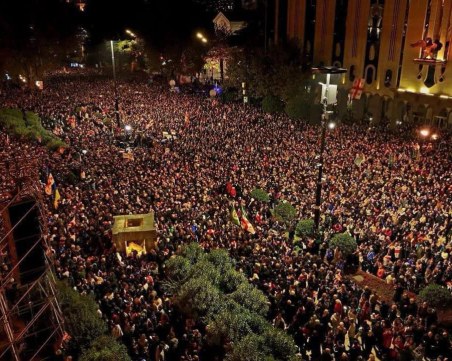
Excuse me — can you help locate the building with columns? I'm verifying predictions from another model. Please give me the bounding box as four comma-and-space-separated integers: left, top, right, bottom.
281, 0, 452, 127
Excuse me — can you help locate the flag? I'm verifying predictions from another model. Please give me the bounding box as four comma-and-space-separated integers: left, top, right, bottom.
349, 78, 365, 100
54, 189, 61, 209
230, 205, 240, 226
45, 173, 55, 195
354, 153, 365, 167
240, 206, 256, 234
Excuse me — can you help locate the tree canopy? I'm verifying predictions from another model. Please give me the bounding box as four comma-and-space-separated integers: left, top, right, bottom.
165, 243, 298, 361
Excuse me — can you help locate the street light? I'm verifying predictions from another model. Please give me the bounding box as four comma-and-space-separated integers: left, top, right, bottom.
420, 128, 430, 137
311, 66, 347, 233
110, 40, 121, 128
196, 32, 208, 44
125, 29, 136, 38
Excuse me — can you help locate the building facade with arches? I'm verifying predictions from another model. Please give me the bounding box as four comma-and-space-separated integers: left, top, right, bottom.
282, 0, 452, 128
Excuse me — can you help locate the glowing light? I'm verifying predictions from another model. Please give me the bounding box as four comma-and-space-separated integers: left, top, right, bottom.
201, 38, 208, 43
431, 133, 438, 140
124, 125, 132, 132
196, 32, 203, 39
420, 87, 430, 94
440, 95, 449, 99
419, 128, 430, 137
328, 122, 336, 129
397, 88, 406, 93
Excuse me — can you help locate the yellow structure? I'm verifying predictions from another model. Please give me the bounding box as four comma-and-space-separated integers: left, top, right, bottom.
112, 213, 157, 255
283, 0, 452, 127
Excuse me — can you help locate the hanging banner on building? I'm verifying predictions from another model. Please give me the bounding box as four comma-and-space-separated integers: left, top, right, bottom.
350, 78, 365, 100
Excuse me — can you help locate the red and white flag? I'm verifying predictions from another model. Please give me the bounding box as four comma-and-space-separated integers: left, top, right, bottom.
349, 78, 365, 100
240, 206, 256, 234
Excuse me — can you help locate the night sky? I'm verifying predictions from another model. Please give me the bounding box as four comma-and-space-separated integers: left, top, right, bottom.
0, 0, 213, 51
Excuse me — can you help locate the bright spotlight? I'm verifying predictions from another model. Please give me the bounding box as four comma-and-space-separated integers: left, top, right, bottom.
328, 122, 336, 129
196, 32, 203, 39
431, 133, 438, 140
124, 125, 132, 132
419, 128, 430, 137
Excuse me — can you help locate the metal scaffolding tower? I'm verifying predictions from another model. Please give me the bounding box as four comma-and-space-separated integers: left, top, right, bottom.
0, 150, 65, 361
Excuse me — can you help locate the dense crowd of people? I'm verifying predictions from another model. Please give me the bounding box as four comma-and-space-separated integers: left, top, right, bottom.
1, 74, 451, 361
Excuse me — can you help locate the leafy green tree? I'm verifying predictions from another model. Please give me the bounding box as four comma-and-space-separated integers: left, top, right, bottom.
262, 95, 284, 114
419, 284, 452, 309
165, 244, 298, 361
175, 275, 222, 318
206, 301, 267, 345
79, 335, 131, 361
251, 188, 270, 203
225, 330, 299, 361
329, 233, 357, 257
225, 45, 304, 101
273, 201, 297, 227
227, 282, 269, 316
262, 327, 299, 361
181, 46, 206, 74
295, 219, 315, 238
220, 268, 248, 293
207, 249, 235, 274
189, 258, 223, 287
55, 280, 107, 351
221, 88, 239, 103
225, 334, 270, 361
180, 242, 205, 264
163, 255, 193, 294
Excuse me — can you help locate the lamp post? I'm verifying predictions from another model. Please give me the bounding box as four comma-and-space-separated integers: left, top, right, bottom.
311, 66, 347, 232
110, 40, 121, 128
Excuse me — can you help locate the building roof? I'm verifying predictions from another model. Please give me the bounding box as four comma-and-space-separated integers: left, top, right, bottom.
213, 12, 247, 34
112, 212, 155, 235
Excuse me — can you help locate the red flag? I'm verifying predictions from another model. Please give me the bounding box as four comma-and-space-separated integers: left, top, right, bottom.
349, 78, 365, 100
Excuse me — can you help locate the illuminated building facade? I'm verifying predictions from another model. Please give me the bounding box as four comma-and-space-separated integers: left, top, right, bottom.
283, 0, 452, 127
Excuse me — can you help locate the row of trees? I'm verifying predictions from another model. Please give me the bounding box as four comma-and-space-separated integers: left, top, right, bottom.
223, 45, 325, 122
249, 188, 358, 259
165, 243, 299, 361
